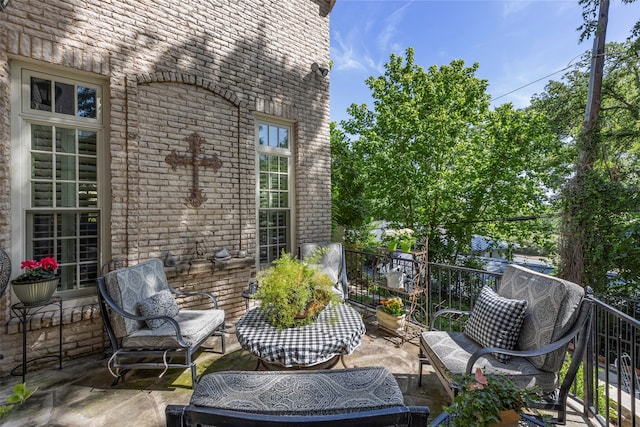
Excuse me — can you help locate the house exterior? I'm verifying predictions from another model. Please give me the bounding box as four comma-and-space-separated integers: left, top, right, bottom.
0, 0, 335, 375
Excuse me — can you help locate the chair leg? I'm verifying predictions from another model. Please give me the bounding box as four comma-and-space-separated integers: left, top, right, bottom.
190, 363, 197, 388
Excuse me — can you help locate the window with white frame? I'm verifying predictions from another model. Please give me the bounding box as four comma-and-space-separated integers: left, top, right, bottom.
256, 119, 294, 270
12, 66, 104, 294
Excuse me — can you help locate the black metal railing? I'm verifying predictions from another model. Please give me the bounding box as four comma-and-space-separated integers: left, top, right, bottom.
344, 248, 640, 426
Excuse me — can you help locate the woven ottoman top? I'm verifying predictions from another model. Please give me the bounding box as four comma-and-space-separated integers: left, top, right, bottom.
191, 366, 404, 415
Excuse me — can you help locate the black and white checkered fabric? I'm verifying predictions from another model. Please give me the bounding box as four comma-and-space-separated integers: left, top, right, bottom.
236, 302, 366, 367
464, 285, 528, 363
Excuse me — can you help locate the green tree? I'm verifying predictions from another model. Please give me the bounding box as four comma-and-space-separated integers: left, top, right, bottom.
531, 41, 640, 291
340, 48, 565, 262
330, 122, 371, 243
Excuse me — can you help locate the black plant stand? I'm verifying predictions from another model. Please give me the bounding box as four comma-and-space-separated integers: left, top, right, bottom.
10, 297, 63, 383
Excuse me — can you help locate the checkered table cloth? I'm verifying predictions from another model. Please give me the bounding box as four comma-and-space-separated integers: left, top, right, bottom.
236, 302, 366, 367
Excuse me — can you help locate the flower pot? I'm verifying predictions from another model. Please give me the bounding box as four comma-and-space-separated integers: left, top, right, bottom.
376, 307, 406, 331
11, 278, 59, 306
488, 409, 519, 427
385, 270, 405, 288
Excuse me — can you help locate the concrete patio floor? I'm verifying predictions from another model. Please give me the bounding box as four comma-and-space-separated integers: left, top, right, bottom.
0, 314, 595, 427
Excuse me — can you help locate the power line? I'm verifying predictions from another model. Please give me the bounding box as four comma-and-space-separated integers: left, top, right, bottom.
492, 65, 575, 101
492, 50, 619, 102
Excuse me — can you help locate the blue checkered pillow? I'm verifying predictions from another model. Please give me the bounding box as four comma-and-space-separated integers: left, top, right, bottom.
464, 286, 528, 363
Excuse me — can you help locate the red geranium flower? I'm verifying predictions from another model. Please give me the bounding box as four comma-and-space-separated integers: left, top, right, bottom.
13, 257, 59, 282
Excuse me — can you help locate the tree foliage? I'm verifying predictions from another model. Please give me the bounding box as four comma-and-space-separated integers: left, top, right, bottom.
337, 48, 566, 262
530, 41, 640, 291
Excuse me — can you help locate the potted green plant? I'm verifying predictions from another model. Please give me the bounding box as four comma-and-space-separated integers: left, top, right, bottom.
444, 368, 539, 427
10, 257, 59, 306
375, 296, 406, 331
255, 251, 340, 329
382, 228, 416, 252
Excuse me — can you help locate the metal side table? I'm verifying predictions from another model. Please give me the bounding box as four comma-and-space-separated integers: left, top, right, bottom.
11, 297, 63, 383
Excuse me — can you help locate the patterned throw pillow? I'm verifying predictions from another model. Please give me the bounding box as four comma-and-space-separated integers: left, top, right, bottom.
137, 290, 180, 329
464, 286, 528, 363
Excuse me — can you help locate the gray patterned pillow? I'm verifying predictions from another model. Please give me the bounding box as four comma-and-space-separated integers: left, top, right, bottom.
464, 286, 528, 363
137, 290, 180, 329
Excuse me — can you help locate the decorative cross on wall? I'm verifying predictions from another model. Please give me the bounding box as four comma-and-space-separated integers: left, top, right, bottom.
165, 132, 223, 207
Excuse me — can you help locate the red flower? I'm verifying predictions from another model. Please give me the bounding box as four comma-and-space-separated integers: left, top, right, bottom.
20, 260, 40, 270
14, 256, 59, 282
39, 257, 59, 271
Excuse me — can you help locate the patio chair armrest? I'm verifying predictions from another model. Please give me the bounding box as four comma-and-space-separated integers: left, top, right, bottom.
430, 309, 470, 330
169, 285, 219, 308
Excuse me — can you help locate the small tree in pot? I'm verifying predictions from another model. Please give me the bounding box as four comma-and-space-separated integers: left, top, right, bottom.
255, 251, 339, 329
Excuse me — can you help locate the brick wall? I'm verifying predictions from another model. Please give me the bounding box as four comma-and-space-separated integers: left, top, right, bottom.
0, 0, 332, 375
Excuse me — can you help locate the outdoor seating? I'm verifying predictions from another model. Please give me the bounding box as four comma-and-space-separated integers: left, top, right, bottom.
97, 258, 226, 387
418, 264, 594, 424
299, 242, 348, 299
165, 366, 430, 426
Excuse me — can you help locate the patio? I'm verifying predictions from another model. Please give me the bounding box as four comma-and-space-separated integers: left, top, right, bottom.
0, 311, 594, 427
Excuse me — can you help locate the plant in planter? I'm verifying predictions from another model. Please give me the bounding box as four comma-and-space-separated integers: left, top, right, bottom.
382, 228, 416, 252
444, 368, 539, 427
255, 251, 340, 329
10, 257, 60, 306
376, 297, 406, 331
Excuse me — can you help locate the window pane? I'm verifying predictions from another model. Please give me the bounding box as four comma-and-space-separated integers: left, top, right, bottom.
258, 124, 267, 146
79, 183, 98, 207
80, 238, 98, 261
259, 191, 268, 208
58, 238, 76, 263
31, 77, 52, 111
59, 265, 76, 291
77, 87, 97, 118
269, 126, 278, 147
54, 81, 75, 115
32, 153, 53, 179
279, 192, 288, 208
270, 174, 279, 190
79, 263, 98, 288
33, 214, 54, 238
79, 157, 96, 182
32, 182, 53, 207
57, 213, 76, 237
279, 128, 288, 148
32, 125, 53, 151
259, 229, 267, 245
259, 154, 268, 171
33, 239, 54, 259
56, 155, 76, 180
56, 127, 76, 153
56, 182, 76, 207
280, 175, 288, 191
279, 157, 288, 173
78, 131, 97, 155
79, 213, 98, 236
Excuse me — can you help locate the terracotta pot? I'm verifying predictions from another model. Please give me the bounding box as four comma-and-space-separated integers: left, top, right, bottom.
11, 278, 59, 306
488, 409, 519, 427
376, 307, 406, 331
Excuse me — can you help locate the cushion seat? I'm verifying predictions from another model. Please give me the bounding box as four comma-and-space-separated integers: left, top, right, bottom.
191, 367, 405, 415
165, 367, 430, 426
122, 308, 225, 349
420, 330, 557, 392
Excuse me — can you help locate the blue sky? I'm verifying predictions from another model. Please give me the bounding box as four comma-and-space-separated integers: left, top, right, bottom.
329, 0, 640, 124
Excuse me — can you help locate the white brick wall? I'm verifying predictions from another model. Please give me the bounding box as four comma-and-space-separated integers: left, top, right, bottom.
0, 0, 333, 374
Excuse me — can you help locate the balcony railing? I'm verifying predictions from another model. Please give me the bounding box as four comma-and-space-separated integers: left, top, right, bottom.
344, 248, 640, 426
